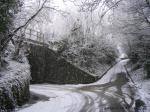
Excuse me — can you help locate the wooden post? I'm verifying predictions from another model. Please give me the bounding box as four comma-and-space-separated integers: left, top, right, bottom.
37, 32, 39, 41
29, 29, 32, 39
20, 29, 22, 37
43, 34, 45, 43
40, 33, 42, 42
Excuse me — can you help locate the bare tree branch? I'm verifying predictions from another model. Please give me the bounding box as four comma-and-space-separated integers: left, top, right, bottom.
44, 6, 70, 16
1, 0, 48, 50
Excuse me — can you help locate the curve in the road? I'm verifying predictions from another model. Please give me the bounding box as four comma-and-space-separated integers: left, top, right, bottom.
17, 60, 137, 112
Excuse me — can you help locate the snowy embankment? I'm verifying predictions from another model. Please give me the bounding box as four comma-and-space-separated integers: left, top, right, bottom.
137, 80, 150, 112
129, 67, 150, 112
0, 57, 30, 111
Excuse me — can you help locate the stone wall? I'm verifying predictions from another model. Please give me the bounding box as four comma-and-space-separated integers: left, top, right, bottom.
28, 44, 99, 84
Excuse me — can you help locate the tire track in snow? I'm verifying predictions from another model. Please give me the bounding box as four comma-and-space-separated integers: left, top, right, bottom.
17, 59, 135, 112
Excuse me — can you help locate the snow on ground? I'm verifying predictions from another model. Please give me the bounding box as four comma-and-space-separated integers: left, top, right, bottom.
18, 59, 139, 112
138, 80, 150, 112
131, 68, 150, 112
17, 84, 87, 112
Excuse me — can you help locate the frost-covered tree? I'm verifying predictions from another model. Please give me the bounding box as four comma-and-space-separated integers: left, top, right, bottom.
97, 0, 150, 77
0, 0, 51, 67
113, 0, 150, 77
64, 0, 150, 77
55, 14, 117, 75
0, 0, 22, 50
0, 0, 23, 68
0, 0, 64, 63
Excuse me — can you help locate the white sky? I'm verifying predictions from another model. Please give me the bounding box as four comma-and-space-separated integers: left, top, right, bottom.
44, 0, 79, 38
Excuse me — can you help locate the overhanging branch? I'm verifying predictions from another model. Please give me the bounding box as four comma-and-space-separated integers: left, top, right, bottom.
1, 0, 48, 50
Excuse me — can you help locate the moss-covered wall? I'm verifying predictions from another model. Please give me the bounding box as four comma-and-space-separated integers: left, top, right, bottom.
28, 44, 99, 84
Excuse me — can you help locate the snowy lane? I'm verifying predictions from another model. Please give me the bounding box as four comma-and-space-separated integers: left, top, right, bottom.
17, 85, 86, 112
18, 59, 134, 112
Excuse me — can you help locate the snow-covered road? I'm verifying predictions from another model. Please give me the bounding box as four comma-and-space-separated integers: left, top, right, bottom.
17, 59, 136, 112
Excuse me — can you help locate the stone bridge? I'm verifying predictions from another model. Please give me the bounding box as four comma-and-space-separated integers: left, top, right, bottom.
23, 29, 99, 84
